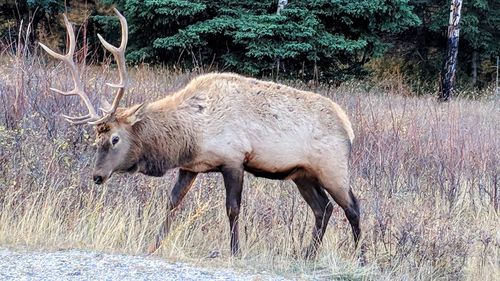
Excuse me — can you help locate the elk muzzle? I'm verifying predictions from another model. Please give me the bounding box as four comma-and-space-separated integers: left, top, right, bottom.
92, 172, 110, 185
93, 174, 104, 185
92, 162, 112, 185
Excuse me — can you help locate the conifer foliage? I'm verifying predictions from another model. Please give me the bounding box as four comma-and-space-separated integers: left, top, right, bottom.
96, 0, 420, 82
5, 1, 498, 85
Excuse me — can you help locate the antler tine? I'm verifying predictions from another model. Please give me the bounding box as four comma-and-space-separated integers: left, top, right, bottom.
62, 114, 97, 125
97, 8, 129, 116
39, 15, 100, 124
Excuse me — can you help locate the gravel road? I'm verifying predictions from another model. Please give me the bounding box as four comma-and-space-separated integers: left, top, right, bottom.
0, 248, 286, 280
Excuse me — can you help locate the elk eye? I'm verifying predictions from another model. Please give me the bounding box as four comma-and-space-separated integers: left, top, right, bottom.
111, 136, 120, 146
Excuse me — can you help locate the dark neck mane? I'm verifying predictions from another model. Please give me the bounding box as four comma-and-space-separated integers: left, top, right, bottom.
131, 108, 197, 177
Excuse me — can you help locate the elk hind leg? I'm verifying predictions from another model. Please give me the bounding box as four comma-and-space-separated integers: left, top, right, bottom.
341, 189, 366, 264
294, 177, 333, 260
221, 165, 244, 256
319, 171, 362, 251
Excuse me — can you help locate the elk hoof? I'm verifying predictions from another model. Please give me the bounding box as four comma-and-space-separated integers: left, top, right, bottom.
303, 246, 318, 260
207, 250, 220, 259
356, 243, 368, 266
357, 251, 367, 266
147, 241, 161, 255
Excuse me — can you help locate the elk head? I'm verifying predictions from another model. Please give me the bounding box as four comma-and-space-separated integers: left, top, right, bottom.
40, 9, 141, 184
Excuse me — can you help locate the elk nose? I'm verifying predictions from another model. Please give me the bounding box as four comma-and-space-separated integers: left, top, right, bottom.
93, 175, 103, 185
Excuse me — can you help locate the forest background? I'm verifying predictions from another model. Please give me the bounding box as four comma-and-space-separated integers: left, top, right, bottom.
1, 0, 499, 95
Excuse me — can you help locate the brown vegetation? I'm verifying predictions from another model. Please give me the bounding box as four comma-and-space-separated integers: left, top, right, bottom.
0, 47, 498, 279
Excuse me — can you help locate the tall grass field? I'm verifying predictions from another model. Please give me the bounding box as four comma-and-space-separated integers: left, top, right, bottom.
0, 46, 498, 280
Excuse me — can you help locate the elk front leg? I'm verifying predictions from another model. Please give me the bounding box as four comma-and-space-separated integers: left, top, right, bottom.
170, 169, 199, 210
221, 166, 244, 256
148, 169, 198, 253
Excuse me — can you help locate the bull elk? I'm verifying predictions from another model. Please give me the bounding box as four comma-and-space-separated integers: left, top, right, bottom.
40, 9, 362, 259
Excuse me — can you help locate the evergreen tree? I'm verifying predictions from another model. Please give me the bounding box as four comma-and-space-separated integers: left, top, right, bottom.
459, 0, 500, 86
0, 0, 64, 42
96, 0, 420, 82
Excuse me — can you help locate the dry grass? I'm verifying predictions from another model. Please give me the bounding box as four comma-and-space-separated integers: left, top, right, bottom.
0, 46, 498, 280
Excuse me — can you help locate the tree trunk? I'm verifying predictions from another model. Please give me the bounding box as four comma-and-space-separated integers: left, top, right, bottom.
276, 0, 288, 15
439, 0, 463, 101
275, 0, 288, 80
471, 50, 478, 86
496, 56, 499, 100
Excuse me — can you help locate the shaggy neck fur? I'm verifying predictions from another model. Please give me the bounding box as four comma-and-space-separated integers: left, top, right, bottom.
129, 105, 198, 177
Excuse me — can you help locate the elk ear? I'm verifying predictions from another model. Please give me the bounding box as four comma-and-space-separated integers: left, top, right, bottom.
125, 103, 146, 125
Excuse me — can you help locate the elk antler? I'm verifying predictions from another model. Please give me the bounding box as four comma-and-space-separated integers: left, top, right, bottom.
90, 8, 129, 125
39, 15, 99, 124
39, 8, 129, 125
